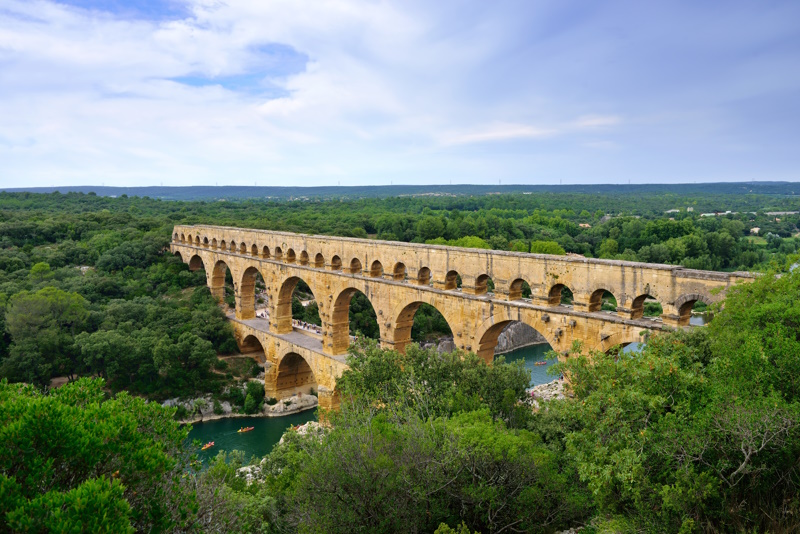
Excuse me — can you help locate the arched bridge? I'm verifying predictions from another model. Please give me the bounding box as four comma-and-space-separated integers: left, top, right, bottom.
171, 225, 753, 409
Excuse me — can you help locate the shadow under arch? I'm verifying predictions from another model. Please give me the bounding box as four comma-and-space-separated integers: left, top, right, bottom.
675, 293, 714, 327
188, 254, 205, 272
239, 334, 266, 366
274, 275, 321, 334
273, 352, 317, 398
174, 251, 183, 262
391, 300, 453, 354
330, 287, 380, 354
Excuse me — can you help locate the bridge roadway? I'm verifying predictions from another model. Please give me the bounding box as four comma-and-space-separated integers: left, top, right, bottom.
171, 224, 754, 408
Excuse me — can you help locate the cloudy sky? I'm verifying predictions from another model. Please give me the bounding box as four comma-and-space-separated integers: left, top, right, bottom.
1, 0, 799, 187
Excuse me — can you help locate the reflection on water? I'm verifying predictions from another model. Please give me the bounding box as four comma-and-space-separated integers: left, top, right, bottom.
186, 409, 317, 464
498, 343, 558, 387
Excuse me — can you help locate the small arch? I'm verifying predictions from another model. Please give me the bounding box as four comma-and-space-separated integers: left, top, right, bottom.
392, 262, 406, 281
508, 278, 531, 300
195, 236, 201, 245
417, 267, 431, 286
475, 274, 494, 296
676, 293, 712, 327
392, 301, 453, 354
349, 258, 362, 274
299, 251, 309, 266
220, 240, 227, 250
212, 238, 218, 249
261, 246, 270, 259
331, 255, 342, 271
314, 253, 325, 268
286, 248, 296, 264
203, 237, 209, 247
251, 244, 258, 256
444, 270, 460, 290
369, 260, 383, 277
229, 241, 237, 252
589, 289, 617, 313
239, 242, 247, 254
240, 335, 266, 366
187, 234, 193, 244
180, 233, 186, 243
188, 254, 205, 272
274, 352, 317, 398
548, 284, 573, 306
274, 247, 283, 260
173, 232, 179, 242
631, 294, 663, 319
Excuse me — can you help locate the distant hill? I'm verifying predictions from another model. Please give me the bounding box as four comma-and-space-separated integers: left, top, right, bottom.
3, 182, 800, 201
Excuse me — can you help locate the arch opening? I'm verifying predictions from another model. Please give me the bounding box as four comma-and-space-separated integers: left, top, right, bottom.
392, 262, 406, 281
475, 274, 494, 296
251, 244, 258, 256
275, 352, 317, 398
173, 232, 179, 242
203, 237, 209, 247
369, 260, 383, 277
195, 236, 200, 245
393, 301, 453, 354
286, 248, 296, 264
211, 260, 235, 309
275, 276, 321, 335
299, 251, 309, 266
188, 254, 205, 272
212, 238, 218, 249
330, 255, 342, 271
220, 240, 226, 251
444, 270, 461, 290
274, 247, 283, 261
481, 321, 553, 372
589, 289, 617, 313
239, 335, 266, 366
548, 284, 573, 306
262, 246, 270, 259
330, 288, 380, 354
173, 251, 183, 262
677, 295, 712, 327
508, 278, 532, 300
180, 233, 185, 243
239, 266, 267, 320
631, 294, 663, 320
417, 267, 431, 286
229, 241, 237, 252
314, 253, 325, 268
239, 242, 247, 254
349, 258, 362, 274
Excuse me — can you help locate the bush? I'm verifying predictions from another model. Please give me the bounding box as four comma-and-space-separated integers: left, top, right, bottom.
243, 393, 258, 414
213, 399, 223, 415
265, 397, 278, 406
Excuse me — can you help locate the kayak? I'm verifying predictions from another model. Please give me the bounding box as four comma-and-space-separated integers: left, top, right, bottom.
201, 441, 215, 450
237, 426, 255, 433
534, 361, 548, 366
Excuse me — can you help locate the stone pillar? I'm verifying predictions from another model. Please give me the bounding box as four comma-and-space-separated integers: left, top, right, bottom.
235, 292, 256, 320
317, 386, 340, 411
210, 286, 225, 304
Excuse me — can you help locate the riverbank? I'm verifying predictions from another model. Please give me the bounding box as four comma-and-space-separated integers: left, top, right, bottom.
169, 393, 318, 425
495, 339, 548, 356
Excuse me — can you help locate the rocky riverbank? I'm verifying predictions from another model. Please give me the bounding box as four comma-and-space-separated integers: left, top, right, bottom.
165, 391, 318, 425
495, 321, 548, 354
526, 378, 569, 409
238, 421, 325, 484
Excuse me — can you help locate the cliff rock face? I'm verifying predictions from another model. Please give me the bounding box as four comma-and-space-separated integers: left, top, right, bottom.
494, 322, 547, 354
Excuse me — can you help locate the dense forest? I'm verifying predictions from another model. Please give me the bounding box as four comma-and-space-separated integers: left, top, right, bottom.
1, 189, 800, 532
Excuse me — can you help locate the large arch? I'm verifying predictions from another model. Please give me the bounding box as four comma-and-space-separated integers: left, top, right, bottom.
274, 276, 321, 334
330, 287, 380, 354
475, 318, 553, 364
239, 334, 266, 365
274, 352, 317, 398
188, 254, 205, 272
675, 293, 713, 327
211, 260, 233, 305
173, 251, 183, 262
391, 300, 454, 354
239, 266, 266, 320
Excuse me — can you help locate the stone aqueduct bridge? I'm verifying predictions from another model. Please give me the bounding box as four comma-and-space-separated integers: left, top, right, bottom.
171, 224, 753, 409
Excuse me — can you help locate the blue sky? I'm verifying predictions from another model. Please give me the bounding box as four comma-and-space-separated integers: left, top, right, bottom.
0, 0, 798, 187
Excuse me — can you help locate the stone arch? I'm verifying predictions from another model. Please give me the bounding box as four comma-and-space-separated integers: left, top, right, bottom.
299, 251, 309, 266
330, 255, 342, 271
349, 258, 362, 274
211, 259, 232, 304
273, 352, 317, 398
508, 278, 531, 301
187, 234, 193, 244
286, 248, 296, 264
274, 276, 320, 334
475, 318, 552, 365
173, 232, 179, 242
675, 293, 713, 327
475, 274, 493, 295
588, 288, 618, 313
229, 240, 237, 252
591, 330, 639, 354
180, 233, 185, 243
195, 236, 200, 245
548, 283, 573, 306
239, 242, 247, 254
188, 254, 205, 272
417, 267, 431, 286
203, 237, 209, 248
220, 239, 226, 250
392, 262, 406, 281
391, 299, 454, 355
262, 245, 270, 258
239, 334, 266, 365
212, 238, 218, 249
239, 266, 266, 320
174, 251, 183, 262
251, 244, 258, 256
631, 294, 662, 319
314, 253, 325, 268
274, 246, 283, 261
330, 287, 381, 354
369, 260, 383, 277
444, 270, 460, 290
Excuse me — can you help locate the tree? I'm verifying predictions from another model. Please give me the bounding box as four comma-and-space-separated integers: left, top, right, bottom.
530, 240, 566, 255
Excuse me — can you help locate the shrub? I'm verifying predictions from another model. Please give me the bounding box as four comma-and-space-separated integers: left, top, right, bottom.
213, 399, 223, 415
